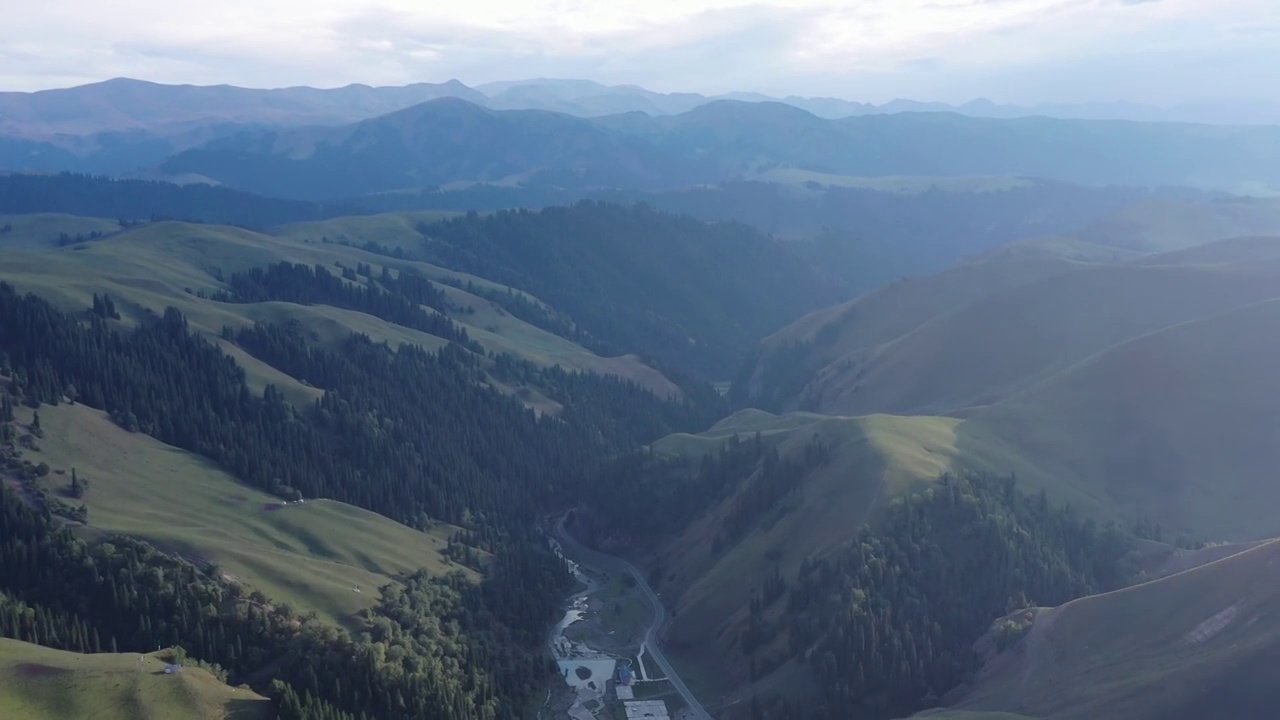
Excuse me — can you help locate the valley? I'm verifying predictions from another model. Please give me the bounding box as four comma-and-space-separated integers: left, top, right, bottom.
3, 57, 1280, 720
547, 515, 709, 720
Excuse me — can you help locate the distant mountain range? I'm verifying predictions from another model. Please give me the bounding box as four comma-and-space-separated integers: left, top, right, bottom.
3, 78, 1279, 199
157, 98, 1280, 200
3, 77, 1278, 141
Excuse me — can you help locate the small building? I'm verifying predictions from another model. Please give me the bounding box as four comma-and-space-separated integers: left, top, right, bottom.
623, 700, 670, 720
617, 661, 635, 686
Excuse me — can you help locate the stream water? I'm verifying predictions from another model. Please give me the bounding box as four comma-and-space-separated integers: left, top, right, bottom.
547, 538, 617, 720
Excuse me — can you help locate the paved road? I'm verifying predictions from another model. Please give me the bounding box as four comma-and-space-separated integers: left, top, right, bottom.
554, 517, 713, 720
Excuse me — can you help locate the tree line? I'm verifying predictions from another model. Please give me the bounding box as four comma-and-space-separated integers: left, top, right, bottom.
0, 172, 367, 229
741, 474, 1133, 719
212, 261, 479, 350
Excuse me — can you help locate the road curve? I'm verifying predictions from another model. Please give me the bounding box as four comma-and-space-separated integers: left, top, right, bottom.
554, 516, 713, 720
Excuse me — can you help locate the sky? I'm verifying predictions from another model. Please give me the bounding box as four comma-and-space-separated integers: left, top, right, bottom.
2, 0, 1277, 106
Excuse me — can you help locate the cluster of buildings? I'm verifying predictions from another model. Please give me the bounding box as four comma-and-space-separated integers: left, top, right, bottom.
614, 662, 672, 718
621, 700, 671, 720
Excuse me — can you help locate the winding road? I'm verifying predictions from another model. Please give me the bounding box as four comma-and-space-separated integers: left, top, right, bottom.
554, 516, 713, 720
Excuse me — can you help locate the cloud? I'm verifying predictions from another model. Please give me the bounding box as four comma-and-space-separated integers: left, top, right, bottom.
1, 0, 1276, 105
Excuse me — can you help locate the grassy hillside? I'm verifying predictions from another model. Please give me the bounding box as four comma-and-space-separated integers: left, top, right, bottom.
743, 233, 1280, 417
0, 213, 123, 249
645, 292, 1280, 711
721, 243, 1280, 543
418, 202, 843, 378
647, 410, 1054, 698
1079, 196, 1280, 252
14, 401, 463, 628
963, 296, 1280, 540
0, 216, 678, 400
271, 210, 460, 254
940, 539, 1280, 720
0, 639, 270, 720
738, 195, 1280, 412
813, 260, 1280, 417
736, 238, 1110, 407
653, 244, 1280, 703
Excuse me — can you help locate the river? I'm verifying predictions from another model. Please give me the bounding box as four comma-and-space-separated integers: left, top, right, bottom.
548, 516, 713, 720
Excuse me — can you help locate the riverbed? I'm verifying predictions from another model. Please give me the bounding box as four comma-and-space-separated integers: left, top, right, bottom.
548, 537, 617, 720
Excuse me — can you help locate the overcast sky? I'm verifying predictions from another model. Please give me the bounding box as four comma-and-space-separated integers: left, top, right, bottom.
3, 0, 1276, 105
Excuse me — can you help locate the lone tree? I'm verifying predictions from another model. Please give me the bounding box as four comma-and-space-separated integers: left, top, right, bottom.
30, 411, 43, 438
69, 468, 87, 499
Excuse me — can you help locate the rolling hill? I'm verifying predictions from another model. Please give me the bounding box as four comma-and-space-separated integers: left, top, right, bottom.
160, 99, 1280, 200
637, 409, 1049, 700
10, 400, 464, 628
0, 77, 485, 138
0, 214, 684, 400
733, 237, 1119, 409
160, 98, 698, 200
5, 77, 1275, 145
961, 295, 1280, 541
613, 230, 1280, 714
0, 202, 838, 381
800, 259, 1280, 418
1078, 196, 1280, 251
605, 179, 1202, 300
0, 204, 745, 719
728, 235, 1280, 540
0, 639, 270, 720
929, 538, 1280, 720
0, 173, 371, 229
417, 202, 843, 377
738, 197, 1280, 415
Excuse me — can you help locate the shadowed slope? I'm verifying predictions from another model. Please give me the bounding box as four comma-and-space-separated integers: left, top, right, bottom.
963, 296, 1280, 540
942, 539, 1280, 720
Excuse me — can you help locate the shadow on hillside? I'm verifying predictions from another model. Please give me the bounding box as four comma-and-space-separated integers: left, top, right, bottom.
225, 697, 271, 719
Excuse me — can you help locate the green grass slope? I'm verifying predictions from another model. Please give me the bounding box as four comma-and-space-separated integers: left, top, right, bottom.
941, 538, 1280, 720
657, 265, 1280, 695
649, 410, 1048, 696
271, 211, 460, 254
0, 213, 124, 249
15, 402, 463, 628
0, 218, 678, 400
741, 196, 1280, 412
1079, 196, 1280, 252
0, 639, 270, 720
813, 258, 1280, 417
739, 237, 1123, 407
963, 295, 1280, 540
723, 266, 1280, 556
